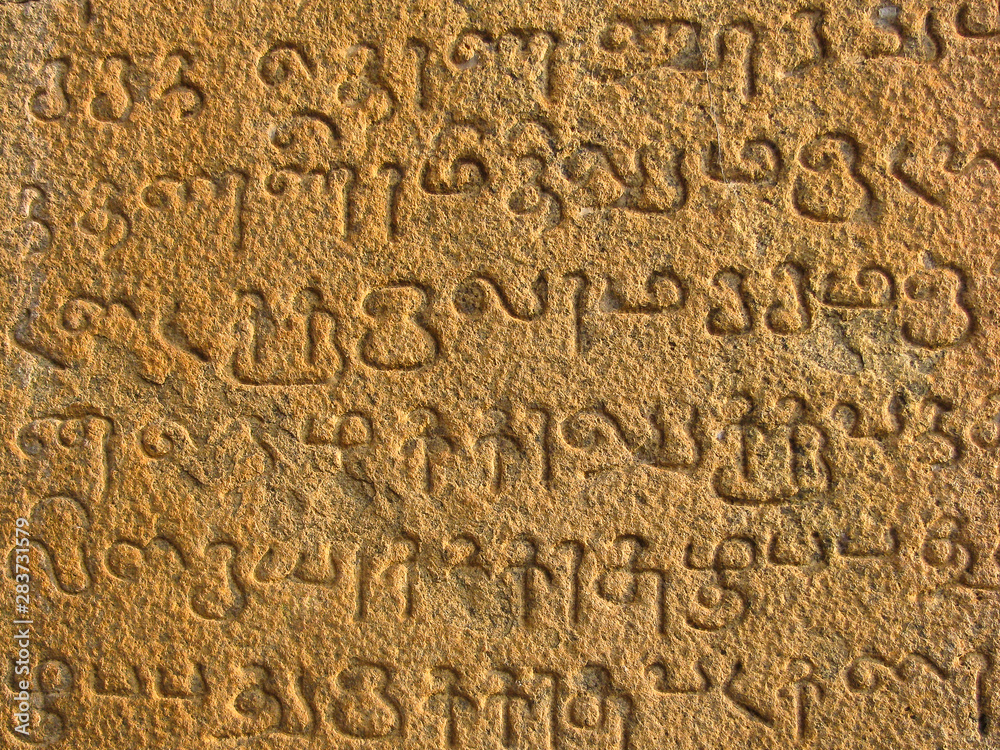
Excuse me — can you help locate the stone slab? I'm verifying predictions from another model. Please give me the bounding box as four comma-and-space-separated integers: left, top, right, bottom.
1, 0, 999, 747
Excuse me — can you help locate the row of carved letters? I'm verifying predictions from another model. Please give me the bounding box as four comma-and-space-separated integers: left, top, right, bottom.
14, 391, 1000, 520
17, 131, 999, 256
261, 125, 998, 228
3, 646, 993, 745
24, 3, 1000, 128
12, 262, 975, 388
14, 395, 995, 533
11, 510, 998, 632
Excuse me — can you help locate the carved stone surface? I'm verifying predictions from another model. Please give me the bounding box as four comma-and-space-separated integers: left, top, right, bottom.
1, 0, 998, 747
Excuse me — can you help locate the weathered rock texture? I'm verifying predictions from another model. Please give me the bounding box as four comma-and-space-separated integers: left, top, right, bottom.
1, 0, 999, 747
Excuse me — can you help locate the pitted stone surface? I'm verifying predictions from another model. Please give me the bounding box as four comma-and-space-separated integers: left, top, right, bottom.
1, 1, 999, 747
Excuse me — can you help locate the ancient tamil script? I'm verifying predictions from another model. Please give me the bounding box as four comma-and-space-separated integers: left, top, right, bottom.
1, 0, 999, 747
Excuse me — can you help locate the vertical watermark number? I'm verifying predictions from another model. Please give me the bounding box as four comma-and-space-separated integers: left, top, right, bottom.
12, 517, 32, 737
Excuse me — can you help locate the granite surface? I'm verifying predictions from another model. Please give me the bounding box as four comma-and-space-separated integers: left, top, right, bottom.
1, 0, 999, 747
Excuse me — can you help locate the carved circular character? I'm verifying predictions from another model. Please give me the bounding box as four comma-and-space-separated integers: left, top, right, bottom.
451, 31, 493, 67
845, 657, 885, 693
600, 20, 635, 51
258, 44, 312, 86
57, 417, 87, 447
696, 584, 724, 608
568, 694, 602, 729
140, 421, 191, 459
105, 541, 145, 581
235, 685, 271, 716
17, 425, 44, 456
264, 171, 292, 196
453, 278, 488, 317
38, 659, 74, 694
562, 410, 613, 450
60, 298, 103, 333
